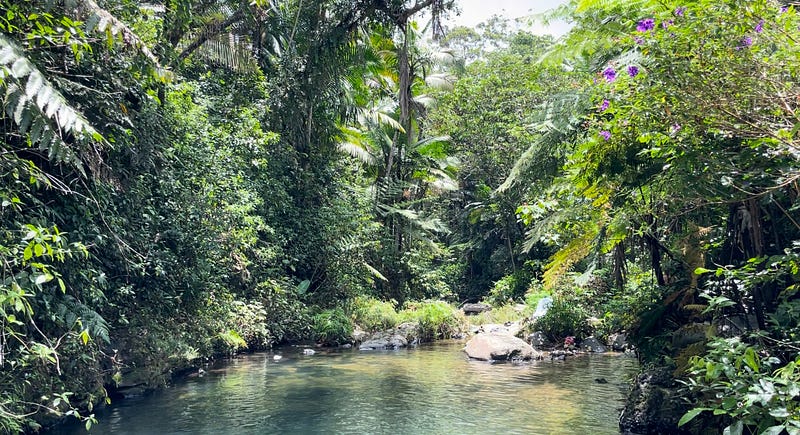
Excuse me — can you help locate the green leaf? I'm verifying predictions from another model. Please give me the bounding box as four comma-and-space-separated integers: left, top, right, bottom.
769, 408, 790, 418
762, 426, 786, 435
723, 421, 743, 435
678, 408, 709, 426
35, 273, 53, 285
694, 267, 713, 275
744, 347, 760, 371
23, 244, 33, 260
33, 243, 44, 257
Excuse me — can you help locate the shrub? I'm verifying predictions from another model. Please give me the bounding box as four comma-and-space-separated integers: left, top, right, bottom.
468, 304, 529, 326
678, 336, 800, 434
533, 287, 592, 342
311, 308, 353, 346
350, 296, 399, 332
485, 275, 517, 306
399, 300, 465, 341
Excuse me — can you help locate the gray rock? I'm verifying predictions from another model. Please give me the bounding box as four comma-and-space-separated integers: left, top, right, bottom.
608, 333, 628, 351
359, 331, 408, 350
477, 322, 521, 336
527, 331, 547, 348
580, 336, 607, 353
352, 325, 368, 343
358, 322, 419, 351
462, 303, 492, 315
672, 323, 710, 348
302, 349, 316, 355
619, 368, 690, 434
464, 333, 537, 361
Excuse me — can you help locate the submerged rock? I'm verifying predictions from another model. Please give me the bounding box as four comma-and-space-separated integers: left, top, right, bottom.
303, 349, 316, 355
464, 333, 538, 361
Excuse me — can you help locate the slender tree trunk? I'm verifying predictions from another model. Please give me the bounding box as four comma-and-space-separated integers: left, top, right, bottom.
612, 241, 626, 290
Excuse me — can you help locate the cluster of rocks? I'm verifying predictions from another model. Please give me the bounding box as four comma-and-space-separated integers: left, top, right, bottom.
357, 322, 421, 351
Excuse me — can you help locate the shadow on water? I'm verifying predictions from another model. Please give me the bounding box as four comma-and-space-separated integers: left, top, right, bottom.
48, 341, 638, 435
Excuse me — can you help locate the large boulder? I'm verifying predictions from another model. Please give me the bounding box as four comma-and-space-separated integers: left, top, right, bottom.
477, 322, 522, 336
619, 367, 690, 434
464, 333, 537, 361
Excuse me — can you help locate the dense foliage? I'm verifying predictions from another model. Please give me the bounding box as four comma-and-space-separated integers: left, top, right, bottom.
1, 0, 799, 433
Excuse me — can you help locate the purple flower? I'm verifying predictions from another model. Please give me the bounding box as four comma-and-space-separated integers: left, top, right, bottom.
662, 19, 674, 29
627, 65, 640, 77
675, 6, 686, 17
738, 36, 753, 49
602, 67, 616, 82
781, 5, 789, 13
634, 36, 644, 45
671, 123, 681, 133
599, 99, 610, 111
755, 20, 764, 33
636, 18, 655, 32
599, 130, 611, 141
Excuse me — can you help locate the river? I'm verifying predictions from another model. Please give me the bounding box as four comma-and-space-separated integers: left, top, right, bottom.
50, 341, 638, 434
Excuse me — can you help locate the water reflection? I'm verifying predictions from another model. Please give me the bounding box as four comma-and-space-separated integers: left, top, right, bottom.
49, 341, 638, 435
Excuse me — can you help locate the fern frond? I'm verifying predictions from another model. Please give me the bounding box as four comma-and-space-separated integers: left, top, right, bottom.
0, 34, 107, 174
56, 295, 110, 343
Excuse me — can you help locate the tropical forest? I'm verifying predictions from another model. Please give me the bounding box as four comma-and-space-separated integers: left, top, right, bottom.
1, 0, 799, 433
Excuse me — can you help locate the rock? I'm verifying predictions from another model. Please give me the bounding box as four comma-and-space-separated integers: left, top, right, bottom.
531, 297, 553, 318
608, 333, 628, 351
580, 336, 607, 353
273, 355, 283, 361
549, 349, 575, 360
476, 322, 521, 336
464, 333, 537, 361
359, 323, 419, 350
462, 303, 492, 315
352, 325, 368, 343
396, 322, 420, 341
527, 331, 547, 348
359, 331, 407, 350
619, 368, 690, 434
672, 323, 711, 349
302, 349, 315, 355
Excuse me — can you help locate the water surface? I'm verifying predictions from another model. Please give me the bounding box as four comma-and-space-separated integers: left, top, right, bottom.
52, 341, 638, 434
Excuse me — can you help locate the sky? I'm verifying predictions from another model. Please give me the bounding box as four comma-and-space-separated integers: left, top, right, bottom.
444, 0, 572, 36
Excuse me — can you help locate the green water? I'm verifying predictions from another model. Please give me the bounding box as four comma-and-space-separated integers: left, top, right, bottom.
51, 341, 638, 434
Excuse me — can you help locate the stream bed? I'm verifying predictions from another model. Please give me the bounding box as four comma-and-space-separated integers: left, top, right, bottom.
50, 341, 639, 434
